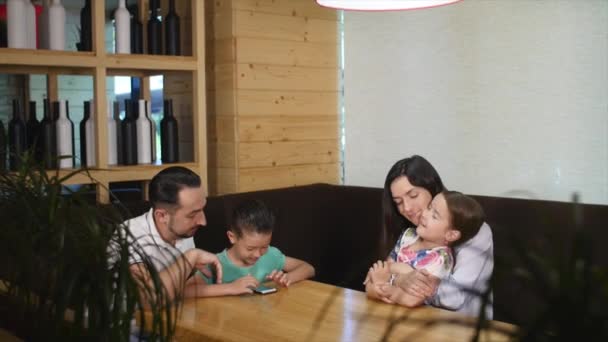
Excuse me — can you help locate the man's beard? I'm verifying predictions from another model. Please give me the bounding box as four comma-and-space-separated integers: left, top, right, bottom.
168, 216, 198, 240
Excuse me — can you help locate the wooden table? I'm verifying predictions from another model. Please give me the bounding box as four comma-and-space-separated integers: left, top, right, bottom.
172, 280, 514, 341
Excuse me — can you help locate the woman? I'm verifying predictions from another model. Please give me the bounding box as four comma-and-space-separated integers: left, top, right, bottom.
368, 155, 494, 318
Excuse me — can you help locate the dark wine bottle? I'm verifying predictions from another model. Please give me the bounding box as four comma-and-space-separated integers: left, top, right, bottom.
8, 99, 27, 171
114, 101, 124, 165
160, 99, 179, 163
121, 99, 138, 165
164, 0, 180, 56
26, 101, 40, 159
40, 99, 57, 169
129, 0, 143, 54
0, 120, 6, 171
80, 101, 90, 167
147, 0, 162, 55
79, 0, 92, 51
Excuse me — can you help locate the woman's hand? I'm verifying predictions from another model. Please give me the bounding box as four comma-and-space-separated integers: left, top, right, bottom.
394, 269, 439, 298
370, 260, 391, 284
378, 283, 425, 307
267, 270, 290, 287
229, 275, 259, 295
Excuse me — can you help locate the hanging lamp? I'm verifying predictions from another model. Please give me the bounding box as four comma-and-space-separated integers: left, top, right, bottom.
316, 0, 463, 11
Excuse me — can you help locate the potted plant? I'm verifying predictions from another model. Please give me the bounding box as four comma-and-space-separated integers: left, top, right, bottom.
0, 154, 178, 341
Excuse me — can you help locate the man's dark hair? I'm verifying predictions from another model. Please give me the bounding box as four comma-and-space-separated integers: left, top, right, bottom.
230, 200, 276, 237
149, 166, 201, 209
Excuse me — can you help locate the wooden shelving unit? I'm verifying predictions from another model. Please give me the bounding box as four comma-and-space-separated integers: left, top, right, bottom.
0, 0, 207, 203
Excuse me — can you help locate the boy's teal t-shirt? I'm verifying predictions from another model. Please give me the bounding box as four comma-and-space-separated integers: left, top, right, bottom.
200, 246, 286, 284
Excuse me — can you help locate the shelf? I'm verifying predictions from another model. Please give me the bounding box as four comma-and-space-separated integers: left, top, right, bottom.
0, 48, 97, 71
55, 163, 199, 185
105, 54, 198, 74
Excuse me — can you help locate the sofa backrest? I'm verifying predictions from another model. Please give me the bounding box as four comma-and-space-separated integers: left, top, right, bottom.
117, 183, 607, 325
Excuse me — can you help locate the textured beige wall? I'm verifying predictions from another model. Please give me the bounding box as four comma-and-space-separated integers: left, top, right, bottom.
344, 0, 608, 204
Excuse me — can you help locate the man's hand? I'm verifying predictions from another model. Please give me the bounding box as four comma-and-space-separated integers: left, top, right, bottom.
267, 270, 290, 287
186, 249, 223, 284
395, 269, 439, 298
229, 275, 259, 295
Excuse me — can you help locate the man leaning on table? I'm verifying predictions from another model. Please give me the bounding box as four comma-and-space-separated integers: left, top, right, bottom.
110, 166, 222, 305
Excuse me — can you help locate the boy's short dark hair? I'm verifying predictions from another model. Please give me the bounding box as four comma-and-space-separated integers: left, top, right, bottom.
443, 190, 485, 247
230, 199, 276, 237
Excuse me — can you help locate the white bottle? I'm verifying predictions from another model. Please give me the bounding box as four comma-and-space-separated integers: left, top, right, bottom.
136, 99, 152, 164
114, 0, 131, 54
56, 100, 74, 169
48, 0, 66, 50
85, 101, 96, 167
7, 0, 27, 49
25, 0, 36, 48
147, 100, 157, 163
39, 0, 50, 49
107, 100, 118, 166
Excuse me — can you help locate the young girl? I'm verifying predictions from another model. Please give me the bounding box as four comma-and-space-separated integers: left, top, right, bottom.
196, 199, 315, 296
366, 190, 485, 306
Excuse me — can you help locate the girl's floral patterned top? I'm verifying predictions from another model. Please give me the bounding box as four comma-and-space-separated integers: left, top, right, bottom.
389, 227, 454, 279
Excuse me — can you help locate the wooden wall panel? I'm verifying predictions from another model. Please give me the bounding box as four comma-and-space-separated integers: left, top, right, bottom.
235, 38, 338, 67
238, 163, 340, 192
206, 0, 340, 195
227, 0, 338, 20
237, 90, 338, 116
239, 115, 338, 142
236, 64, 338, 91
239, 140, 339, 168
234, 11, 337, 43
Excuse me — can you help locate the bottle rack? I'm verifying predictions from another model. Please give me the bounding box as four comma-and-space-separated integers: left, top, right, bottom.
0, 0, 206, 203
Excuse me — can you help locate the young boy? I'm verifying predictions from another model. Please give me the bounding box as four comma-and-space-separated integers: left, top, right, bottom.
197, 199, 315, 296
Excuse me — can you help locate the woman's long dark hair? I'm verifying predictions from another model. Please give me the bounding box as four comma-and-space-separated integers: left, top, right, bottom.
378, 155, 445, 258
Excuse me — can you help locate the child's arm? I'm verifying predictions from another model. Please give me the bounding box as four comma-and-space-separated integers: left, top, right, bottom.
378, 283, 427, 307
267, 256, 315, 287
184, 275, 259, 297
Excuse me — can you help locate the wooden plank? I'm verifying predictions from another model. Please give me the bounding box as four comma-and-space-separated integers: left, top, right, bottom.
208, 167, 238, 195
235, 38, 337, 68
239, 115, 338, 142
0, 65, 94, 76
105, 55, 198, 71
0, 48, 97, 68
47, 73, 58, 102
213, 63, 236, 91
228, 0, 339, 21
236, 90, 338, 116
208, 142, 237, 168
238, 163, 340, 192
238, 139, 339, 168
236, 64, 338, 91
208, 38, 235, 64
234, 10, 337, 43
211, 3, 234, 40
208, 114, 237, 142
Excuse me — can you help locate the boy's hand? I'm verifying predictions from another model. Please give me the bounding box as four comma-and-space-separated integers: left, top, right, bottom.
267, 270, 290, 287
230, 275, 259, 295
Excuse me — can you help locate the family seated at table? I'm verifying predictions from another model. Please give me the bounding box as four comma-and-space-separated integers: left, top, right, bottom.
118, 155, 493, 318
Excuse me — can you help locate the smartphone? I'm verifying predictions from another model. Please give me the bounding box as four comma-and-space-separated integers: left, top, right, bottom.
253, 285, 277, 294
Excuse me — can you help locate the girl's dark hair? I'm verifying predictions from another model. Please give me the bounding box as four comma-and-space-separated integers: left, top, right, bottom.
149, 166, 201, 209
230, 199, 276, 237
379, 155, 445, 258
443, 190, 485, 248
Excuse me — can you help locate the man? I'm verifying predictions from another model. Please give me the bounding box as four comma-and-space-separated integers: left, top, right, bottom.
121, 166, 222, 302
